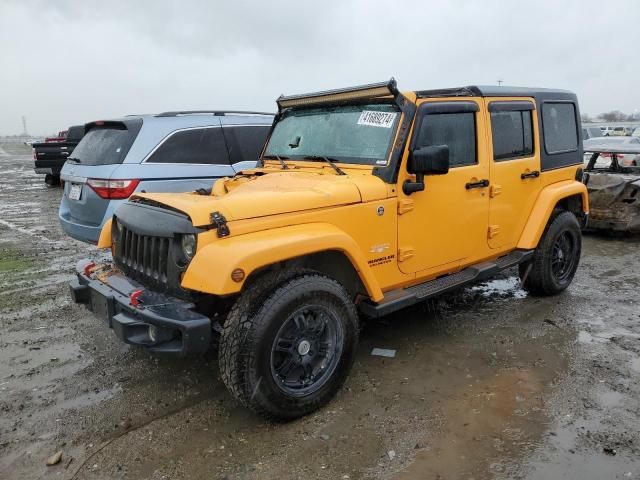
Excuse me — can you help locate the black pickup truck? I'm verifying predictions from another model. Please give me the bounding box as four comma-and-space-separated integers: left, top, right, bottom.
32, 125, 85, 185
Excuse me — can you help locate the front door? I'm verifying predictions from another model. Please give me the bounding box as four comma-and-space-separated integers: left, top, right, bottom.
397, 99, 490, 275
485, 98, 541, 250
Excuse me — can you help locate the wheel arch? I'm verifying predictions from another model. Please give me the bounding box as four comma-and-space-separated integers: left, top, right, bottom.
244, 250, 368, 302
181, 223, 384, 302
96, 218, 113, 249
517, 181, 589, 249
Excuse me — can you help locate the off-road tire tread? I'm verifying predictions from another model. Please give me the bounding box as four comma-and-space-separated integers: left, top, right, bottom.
519, 210, 581, 296
219, 269, 358, 421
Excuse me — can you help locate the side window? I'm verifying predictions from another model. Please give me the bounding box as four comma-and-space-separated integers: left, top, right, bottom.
222, 125, 270, 164
542, 103, 578, 154
490, 110, 534, 161
415, 112, 476, 167
147, 127, 230, 164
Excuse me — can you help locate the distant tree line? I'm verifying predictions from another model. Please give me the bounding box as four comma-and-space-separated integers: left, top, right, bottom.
581, 111, 640, 123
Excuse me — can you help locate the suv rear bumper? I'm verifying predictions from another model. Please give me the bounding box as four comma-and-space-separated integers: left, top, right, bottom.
59, 199, 123, 244
71, 260, 211, 355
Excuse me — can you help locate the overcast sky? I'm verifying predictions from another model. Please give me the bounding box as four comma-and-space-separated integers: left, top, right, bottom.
1, 0, 639, 135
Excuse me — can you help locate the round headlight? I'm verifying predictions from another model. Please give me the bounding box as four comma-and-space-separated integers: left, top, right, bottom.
181, 234, 197, 260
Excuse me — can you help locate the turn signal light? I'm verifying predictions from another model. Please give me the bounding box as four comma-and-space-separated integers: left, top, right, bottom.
87, 178, 140, 199
231, 268, 245, 283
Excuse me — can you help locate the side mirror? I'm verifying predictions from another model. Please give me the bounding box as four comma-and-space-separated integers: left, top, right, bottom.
403, 145, 450, 194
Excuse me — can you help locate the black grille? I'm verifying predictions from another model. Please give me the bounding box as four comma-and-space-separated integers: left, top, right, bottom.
117, 226, 171, 286
112, 202, 198, 300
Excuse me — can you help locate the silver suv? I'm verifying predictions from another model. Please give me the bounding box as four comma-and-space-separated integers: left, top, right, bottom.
59, 111, 273, 243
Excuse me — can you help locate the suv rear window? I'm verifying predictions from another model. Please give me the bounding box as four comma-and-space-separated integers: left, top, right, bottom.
70, 121, 140, 166
542, 103, 578, 154
65, 125, 85, 142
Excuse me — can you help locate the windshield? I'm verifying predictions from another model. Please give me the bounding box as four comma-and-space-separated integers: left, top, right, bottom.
264, 103, 401, 165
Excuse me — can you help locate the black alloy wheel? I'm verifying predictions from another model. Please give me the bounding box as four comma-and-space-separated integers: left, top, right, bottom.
270, 305, 343, 397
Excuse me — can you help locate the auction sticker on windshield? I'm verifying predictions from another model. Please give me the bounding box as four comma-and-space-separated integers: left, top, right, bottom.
357, 111, 397, 128
69, 183, 82, 201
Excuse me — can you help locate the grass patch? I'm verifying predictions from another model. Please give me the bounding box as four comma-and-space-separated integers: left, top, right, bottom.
0, 247, 34, 273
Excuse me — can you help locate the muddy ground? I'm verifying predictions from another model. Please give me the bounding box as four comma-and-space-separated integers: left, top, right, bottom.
0, 141, 638, 480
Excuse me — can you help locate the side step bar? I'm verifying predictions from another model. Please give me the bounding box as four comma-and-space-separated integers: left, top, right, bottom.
358, 249, 533, 318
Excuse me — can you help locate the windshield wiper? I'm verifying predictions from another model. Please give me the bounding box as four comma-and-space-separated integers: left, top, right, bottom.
303, 156, 346, 176
66, 157, 81, 163
263, 154, 289, 170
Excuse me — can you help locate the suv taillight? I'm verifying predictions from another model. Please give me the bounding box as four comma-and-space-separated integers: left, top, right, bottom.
87, 178, 140, 199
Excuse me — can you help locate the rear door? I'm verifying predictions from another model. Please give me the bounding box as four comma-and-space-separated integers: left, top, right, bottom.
61, 120, 141, 227
486, 98, 540, 250
113, 121, 235, 193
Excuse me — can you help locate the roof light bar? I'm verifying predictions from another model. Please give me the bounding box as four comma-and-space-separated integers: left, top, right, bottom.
276, 78, 399, 110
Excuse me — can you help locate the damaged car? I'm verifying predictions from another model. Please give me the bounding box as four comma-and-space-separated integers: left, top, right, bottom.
583, 143, 640, 233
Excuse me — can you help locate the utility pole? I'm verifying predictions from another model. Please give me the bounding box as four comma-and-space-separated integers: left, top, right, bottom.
497, 79, 503, 86
21, 116, 28, 136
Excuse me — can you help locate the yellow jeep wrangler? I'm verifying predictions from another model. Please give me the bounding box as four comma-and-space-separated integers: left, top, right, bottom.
70, 79, 588, 420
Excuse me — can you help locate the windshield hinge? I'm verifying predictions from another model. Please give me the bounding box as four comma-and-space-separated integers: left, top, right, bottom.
397, 199, 414, 215
398, 247, 414, 262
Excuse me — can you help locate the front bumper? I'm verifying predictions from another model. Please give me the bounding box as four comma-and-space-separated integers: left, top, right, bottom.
71, 260, 211, 355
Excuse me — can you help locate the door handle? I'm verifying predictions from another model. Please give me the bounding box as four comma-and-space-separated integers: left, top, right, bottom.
465, 179, 490, 190
521, 170, 540, 179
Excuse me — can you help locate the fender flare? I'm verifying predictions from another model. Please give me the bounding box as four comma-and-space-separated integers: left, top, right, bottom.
97, 218, 113, 249
517, 180, 589, 249
181, 223, 384, 301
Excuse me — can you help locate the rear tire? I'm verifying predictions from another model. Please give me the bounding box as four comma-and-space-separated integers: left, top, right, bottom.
44, 174, 60, 186
219, 270, 359, 421
519, 210, 582, 296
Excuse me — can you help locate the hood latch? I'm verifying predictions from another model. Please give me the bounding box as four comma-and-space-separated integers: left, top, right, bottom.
210, 211, 230, 238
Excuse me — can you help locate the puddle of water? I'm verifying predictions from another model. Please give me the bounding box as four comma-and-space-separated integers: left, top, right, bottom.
577, 331, 594, 343
1, 341, 84, 380
55, 384, 121, 412
631, 357, 640, 374
470, 276, 528, 299
598, 389, 624, 408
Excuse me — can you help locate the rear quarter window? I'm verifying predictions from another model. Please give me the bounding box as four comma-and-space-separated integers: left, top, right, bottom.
222, 125, 270, 164
542, 103, 578, 154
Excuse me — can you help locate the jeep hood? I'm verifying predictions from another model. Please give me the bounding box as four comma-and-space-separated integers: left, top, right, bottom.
132, 171, 386, 226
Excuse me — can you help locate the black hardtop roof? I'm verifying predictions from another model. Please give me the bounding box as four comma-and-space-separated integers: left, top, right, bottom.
415, 85, 575, 100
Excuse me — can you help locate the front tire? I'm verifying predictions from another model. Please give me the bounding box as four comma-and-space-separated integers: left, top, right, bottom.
219, 271, 359, 421
519, 210, 582, 296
